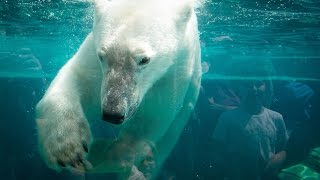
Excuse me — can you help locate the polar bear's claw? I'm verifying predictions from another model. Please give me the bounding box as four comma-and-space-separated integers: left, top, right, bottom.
37, 115, 92, 172
57, 160, 66, 167
83, 142, 89, 153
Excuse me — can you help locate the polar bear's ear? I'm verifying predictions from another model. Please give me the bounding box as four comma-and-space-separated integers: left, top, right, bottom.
175, 2, 194, 31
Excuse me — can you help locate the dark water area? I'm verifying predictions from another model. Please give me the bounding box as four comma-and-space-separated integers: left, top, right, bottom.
1, 0, 320, 179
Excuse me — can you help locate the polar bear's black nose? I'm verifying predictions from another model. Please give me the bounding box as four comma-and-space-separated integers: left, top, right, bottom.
102, 112, 125, 124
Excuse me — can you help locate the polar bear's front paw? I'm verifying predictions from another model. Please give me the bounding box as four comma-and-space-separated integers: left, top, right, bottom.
39, 119, 92, 172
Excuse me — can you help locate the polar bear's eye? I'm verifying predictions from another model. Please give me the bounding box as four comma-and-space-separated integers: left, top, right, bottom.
139, 57, 150, 65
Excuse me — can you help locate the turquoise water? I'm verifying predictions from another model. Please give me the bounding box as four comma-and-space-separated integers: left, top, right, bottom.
1, 0, 320, 180
1, 0, 319, 80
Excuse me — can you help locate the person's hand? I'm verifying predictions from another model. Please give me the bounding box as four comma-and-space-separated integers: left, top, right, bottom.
264, 151, 287, 175
208, 97, 215, 104
208, 97, 237, 111
201, 61, 210, 74
208, 97, 220, 109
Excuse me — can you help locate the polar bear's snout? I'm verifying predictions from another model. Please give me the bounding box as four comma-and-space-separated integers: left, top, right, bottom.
102, 94, 128, 124
101, 76, 139, 124
101, 87, 139, 124
102, 111, 125, 124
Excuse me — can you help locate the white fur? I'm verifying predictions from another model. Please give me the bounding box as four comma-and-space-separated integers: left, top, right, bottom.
36, 0, 201, 172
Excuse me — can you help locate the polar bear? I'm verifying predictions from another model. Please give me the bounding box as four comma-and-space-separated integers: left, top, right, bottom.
36, 0, 201, 174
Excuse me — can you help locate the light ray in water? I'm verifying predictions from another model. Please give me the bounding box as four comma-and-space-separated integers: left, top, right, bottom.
202, 74, 320, 81
1, 71, 319, 82
0, 71, 55, 79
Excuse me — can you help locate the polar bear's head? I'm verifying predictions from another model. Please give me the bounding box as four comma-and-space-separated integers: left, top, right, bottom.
92, 0, 194, 124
